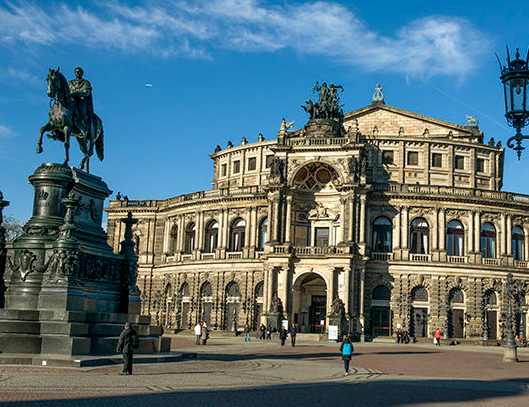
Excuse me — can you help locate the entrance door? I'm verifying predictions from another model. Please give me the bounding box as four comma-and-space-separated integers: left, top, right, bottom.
310, 295, 326, 333
227, 303, 239, 331
449, 309, 464, 338
411, 308, 428, 337
487, 310, 497, 340
202, 302, 212, 327
372, 307, 391, 337
181, 302, 189, 329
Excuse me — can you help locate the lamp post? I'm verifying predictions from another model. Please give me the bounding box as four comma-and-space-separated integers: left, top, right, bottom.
498, 47, 529, 159
503, 273, 518, 362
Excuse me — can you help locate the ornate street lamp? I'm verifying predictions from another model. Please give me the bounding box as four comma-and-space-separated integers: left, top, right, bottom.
503, 273, 518, 362
498, 47, 529, 159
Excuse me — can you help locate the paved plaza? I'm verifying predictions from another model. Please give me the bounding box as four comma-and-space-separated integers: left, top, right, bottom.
0, 335, 528, 406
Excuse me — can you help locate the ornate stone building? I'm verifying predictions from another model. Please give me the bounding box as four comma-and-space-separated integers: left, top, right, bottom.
105, 84, 529, 340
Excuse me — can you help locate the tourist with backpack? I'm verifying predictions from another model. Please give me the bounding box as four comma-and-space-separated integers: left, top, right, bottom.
339, 335, 354, 376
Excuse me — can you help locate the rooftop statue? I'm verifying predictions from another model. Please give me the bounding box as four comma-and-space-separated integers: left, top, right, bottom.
301, 81, 344, 123
37, 67, 104, 173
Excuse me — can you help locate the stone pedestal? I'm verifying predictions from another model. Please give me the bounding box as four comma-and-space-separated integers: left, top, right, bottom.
0, 163, 167, 356
265, 312, 282, 332
502, 344, 518, 362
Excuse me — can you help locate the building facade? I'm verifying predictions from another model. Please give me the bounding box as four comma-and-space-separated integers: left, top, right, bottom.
105, 85, 529, 340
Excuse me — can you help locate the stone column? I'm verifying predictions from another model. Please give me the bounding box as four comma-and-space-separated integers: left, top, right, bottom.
250, 207, 257, 248
272, 196, 280, 242
343, 266, 351, 316
197, 211, 204, 251
281, 266, 289, 316
359, 195, 366, 244
348, 197, 354, 242
267, 267, 275, 312
326, 268, 336, 321
468, 211, 475, 253
432, 206, 439, 251
402, 206, 409, 249
500, 213, 506, 255
223, 209, 229, 250
285, 196, 292, 243
359, 268, 365, 340
263, 267, 269, 312
178, 216, 185, 252
162, 219, 170, 254
525, 227, 529, 261
506, 215, 512, 256
267, 199, 273, 244
394, 207, 401, 249
339, 197, 346, 244
439, 208, 446, 251
474, 211, 480, 254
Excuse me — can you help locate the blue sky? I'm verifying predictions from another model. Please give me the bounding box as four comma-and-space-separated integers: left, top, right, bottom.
0, 0, 528, 223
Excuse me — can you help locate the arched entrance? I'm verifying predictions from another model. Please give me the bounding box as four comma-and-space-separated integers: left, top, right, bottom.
448, 288, 465, 338
411, 286, 428, 338
292, 272, 327, 333
371, 285, 391, 337
225, 282, 240, 331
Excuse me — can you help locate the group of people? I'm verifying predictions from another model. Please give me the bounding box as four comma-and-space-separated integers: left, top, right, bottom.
194, 321, 209, 345
396, 327, 411, 344
258, 323, 273, 340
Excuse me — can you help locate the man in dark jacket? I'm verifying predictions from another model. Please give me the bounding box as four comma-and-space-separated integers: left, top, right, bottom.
117, 322, 139, 375
279, 326, 288, 346
290, 323, 297, 347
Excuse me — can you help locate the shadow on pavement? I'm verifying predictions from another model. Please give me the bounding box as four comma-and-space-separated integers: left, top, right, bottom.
3, 378, 528, 407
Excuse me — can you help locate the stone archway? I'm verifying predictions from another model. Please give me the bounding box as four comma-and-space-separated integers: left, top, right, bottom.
292, 272, 328, 333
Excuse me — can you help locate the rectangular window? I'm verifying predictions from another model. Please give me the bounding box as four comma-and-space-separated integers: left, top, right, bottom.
294, 226, 309, 246
221, 163, 227, 177
407, 151, 419, 166
233, 160, 240, 174
382, 151, 394, 165
315, 227, 329, 247
431, 153, 442, 168
454, 155, 465, 170
476, 158, 485, 173
247, 157, 257, 171
265, 155, 274, 168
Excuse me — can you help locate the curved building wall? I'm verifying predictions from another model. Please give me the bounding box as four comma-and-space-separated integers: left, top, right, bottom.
106, 100, 528, 340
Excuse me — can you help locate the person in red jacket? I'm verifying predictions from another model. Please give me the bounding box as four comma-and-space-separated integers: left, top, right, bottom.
434, 328, 442, 346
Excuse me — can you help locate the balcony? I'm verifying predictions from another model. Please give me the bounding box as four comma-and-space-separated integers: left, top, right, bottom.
514, 260, 529, 268
447, 255, 468, 264
181, 254, 193, 262
201, 253, 216, 260
372, 252, 393, 261
226, 251, 243, 259
410, 253, 431, 262
482, 258, 502, 266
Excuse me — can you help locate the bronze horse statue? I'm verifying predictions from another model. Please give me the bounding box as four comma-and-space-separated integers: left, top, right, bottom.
37, 68, 104, 172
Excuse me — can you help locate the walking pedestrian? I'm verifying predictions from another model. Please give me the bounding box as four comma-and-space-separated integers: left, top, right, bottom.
201, 322, 209, 345
116, 322, 139, 375
290, 323, 297, 346
279, 325, 288, 346
194, 322, 202, 345
339, 335, 354, 376
259, 323, 266, 339
244, 323, 251, 342
434, 328, 442, 346
266, 324, 272, 340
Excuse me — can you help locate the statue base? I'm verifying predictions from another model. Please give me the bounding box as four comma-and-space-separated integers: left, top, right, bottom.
304, 119, 344, 138
265, 312, 282, 332
0, 163, 166, 356
329, 315, 348, 340
502, 344, 518, 362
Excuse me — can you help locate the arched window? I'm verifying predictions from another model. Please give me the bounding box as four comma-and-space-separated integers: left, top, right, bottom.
484, 290, 497, 306
480, 223, 496, 259
169, 225, 178, 254
258, 218, 268, 251
512, 226, 524, 260
449, 288, 464, 304
184, 222, 196, 254
227, 281, 240, 297
255, 281, 264, 298
412, 286, 429, 302
372, 217, 392, 253
410, 218, 429, 254
201, 281, 213, 297
180, 282, 190, 297
446, 220, 464, 256
230, 218, 246, 252
372, 285, 391, 301
204, 220, 218, 253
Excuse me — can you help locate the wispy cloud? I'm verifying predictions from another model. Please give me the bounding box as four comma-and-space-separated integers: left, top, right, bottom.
0, 66, 40, 83
0, 124, 18, 138
0, 0, 489, 78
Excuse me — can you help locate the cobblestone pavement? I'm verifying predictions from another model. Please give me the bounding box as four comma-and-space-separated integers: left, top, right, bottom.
0, 336, 528, 406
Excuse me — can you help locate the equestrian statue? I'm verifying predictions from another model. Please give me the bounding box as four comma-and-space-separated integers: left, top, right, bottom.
37, 67, 104, 173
